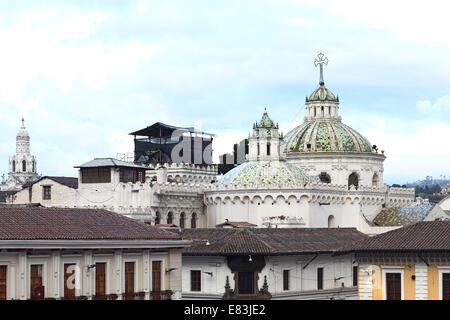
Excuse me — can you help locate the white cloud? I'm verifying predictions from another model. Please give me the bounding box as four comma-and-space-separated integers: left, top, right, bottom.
325, 0, 450, 47
417, 95, 450, 112
361, 121, 450, 182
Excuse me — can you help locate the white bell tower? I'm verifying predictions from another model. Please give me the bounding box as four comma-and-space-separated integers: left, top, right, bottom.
1, 118, 39, 191
248, 108, 285, 162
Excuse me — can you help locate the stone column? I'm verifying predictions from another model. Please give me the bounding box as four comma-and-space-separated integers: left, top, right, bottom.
52, 251, 61, 299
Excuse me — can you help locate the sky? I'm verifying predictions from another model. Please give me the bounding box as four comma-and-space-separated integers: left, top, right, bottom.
0, 0, 449, 185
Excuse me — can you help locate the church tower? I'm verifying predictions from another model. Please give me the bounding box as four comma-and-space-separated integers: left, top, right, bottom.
248, 108, 285, 162
1, 119, 39, 191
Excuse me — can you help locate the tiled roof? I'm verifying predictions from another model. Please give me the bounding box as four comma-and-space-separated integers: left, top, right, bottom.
216, 221, 258, 228
0, 207, 180, 240
180, 228, 367, 255
339, 221, 450, 253
373, 205, 434, 226
23, 176, 78, 189
74, 158, 147, 169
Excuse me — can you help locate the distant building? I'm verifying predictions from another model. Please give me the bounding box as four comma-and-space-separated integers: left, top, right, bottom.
179, 227, 367, 300
0, 206, 190, 300
0, 119, 39, 191
339, 221, 450, 300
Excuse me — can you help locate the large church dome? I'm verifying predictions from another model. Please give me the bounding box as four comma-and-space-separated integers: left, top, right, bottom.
283, 119, 373, 153
283, 54, 373, 154
217, 160, 319, 186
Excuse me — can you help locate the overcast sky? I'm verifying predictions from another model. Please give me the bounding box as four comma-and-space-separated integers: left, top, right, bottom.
0, 0, 449, 185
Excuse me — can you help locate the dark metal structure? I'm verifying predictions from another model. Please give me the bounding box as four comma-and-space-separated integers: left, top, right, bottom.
129, 122, 215, 166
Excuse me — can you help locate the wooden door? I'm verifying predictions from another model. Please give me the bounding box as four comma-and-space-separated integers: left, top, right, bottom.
386, 273, 401, 300
124, 262, 135, 300
64, 263, 76, 299
30, 264, 43, 299
443, 273, 450, 300
95, 263, 106, 299
0, 266, 6, 300
152, 261, 162, 300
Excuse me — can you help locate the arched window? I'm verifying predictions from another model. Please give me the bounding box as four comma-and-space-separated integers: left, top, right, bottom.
321, 106, 324, 117
12, 160, 15, 172
319, 172, 331, 184
348, 172, 359, 190
155, 212, 161, 225
32, 161, 35, 173
22, 160, 26, 172
328, 215, 336, 228
372, 173, 379, 187
179, 212, 185, 229
167, 212, 173, 224
191, 213, 197, 229
267, 143, 271, 156
257, 143, 260, 156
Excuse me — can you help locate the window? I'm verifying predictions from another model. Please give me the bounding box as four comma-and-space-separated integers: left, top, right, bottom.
22, 160, 26, 172
353, 266, 358, 287
442, 273, 450, 300
12, 160, 15, 172
30, 264, 43, 299
283, 270, 290, 291
327, 215, 336, 228
180, 213, 185, 229
317, 268, 324, 290
152, 261, 162, 300
124, 262, 135, 300
0, 266, 7, 300
257, 143, 260, 156
64, 263, 76, 298
81, 168, 111, 183
385, 273, 401, 300
32, 161, 35, 173
119, 168, 145, 183
372, 173, 379, 187
267, 143, 271, 156
237, 272, 255, 294
167, 212, 173, 224
42, 186, 51, 200
95, 263, 106, 298
348, 172, 359, 190
191, 213, 197, 229
319, 172, 331, 184
190, 270, 201, 292
155, 212, 161, 225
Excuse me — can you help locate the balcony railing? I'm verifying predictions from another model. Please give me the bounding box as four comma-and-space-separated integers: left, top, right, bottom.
34, 291, 174, 300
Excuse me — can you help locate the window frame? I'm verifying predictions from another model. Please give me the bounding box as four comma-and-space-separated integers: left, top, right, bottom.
190, 270, 202, 292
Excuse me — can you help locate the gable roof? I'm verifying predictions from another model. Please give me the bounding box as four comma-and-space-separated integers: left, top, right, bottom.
22, 176, 79, 189
0, 207, 181, 241
373, 205, 434, 226
180, 228, 368, 256
338, 221, 450, 253
216, 221, 258, 228
74, 158, 147, 169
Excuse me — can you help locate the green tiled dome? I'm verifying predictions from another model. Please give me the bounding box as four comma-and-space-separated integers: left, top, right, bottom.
283, 120, 372, 153
217, 161, 319, 186
306, 84, 338, 102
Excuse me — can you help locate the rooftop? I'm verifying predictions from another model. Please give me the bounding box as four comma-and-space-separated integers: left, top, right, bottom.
180, 228, 367, 256
0, 207, 181, 241
74, 158, 147, 169
22, 176, 79, 189
339, 221, 450, 253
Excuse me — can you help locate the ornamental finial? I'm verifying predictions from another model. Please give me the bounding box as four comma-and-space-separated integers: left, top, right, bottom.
21, 117, 25, 128
314, 52, 328, 85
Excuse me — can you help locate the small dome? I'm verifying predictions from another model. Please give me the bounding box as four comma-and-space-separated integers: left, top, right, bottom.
283, 120, 372, 153
217, 161, 319, 186
256, 109, 277, 129
307, 84, 338, 102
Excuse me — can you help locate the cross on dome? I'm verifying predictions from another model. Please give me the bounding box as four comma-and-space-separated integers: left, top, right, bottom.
314, 52, 328, 85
